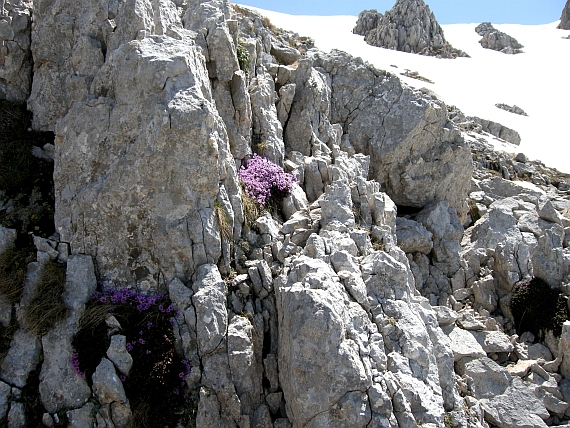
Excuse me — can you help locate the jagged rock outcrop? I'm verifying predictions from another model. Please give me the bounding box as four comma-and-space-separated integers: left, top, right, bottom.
286, 50, 473, 218
475, 22, 524, 54
0, 0, 32, 101
353, 0, 469, 58
559, 0, 570, 30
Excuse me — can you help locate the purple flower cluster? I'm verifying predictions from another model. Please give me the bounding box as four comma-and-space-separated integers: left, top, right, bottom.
70, 350, 83, 377
238, 154, 296, 207
91, 289, 164, 313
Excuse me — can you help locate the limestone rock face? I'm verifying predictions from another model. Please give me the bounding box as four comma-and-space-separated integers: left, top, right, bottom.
54, 34, 238, 289
303, 50, 472, 217
559, 0, 570, 30
28, 0, 187, 131
353, 0, 469, 58
0, 0, 32, 101
475, 22, 524, 55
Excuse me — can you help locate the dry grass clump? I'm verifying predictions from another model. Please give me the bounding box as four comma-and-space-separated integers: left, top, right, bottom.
24, 260, 68, 335
215, 201, 233, 242
242, 192, 262, 228
0, 246, 34, 304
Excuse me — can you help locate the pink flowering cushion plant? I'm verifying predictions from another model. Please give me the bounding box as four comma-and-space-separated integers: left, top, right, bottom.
238, 154, 296, 207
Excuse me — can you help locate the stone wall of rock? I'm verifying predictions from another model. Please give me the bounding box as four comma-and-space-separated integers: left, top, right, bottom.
475, 22, 524, 55
559, 0, 570, 30
353, 0, 469, 59
0, 0, 32, 102
1, 1, 570, 428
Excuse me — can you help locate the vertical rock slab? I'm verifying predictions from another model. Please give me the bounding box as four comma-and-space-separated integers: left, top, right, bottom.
0, 0, 32, 101
277, 257, 372, 427
55, 35, 237, 288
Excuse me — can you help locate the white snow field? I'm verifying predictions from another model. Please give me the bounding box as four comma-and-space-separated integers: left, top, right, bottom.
240, 6, 570, 174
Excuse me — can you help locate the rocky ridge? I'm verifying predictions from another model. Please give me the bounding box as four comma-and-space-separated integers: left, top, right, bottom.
353, 0, 469, 59
0, 1, 569, 428
475, 22, 524, 55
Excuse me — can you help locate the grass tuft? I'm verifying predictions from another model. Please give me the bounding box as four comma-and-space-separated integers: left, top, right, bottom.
24, 260, 68, 336
0, 246, 34, 304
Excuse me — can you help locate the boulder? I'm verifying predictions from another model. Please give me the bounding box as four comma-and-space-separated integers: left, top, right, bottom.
475, 23, 524, 54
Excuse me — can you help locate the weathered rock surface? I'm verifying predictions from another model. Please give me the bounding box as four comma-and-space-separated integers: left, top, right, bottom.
496, 103, 528, 116
0, 0, 32, 101
353, 0, 469, 58
559, 0, 570, 30
475, 22, 524, 54
54, 34, 239, 289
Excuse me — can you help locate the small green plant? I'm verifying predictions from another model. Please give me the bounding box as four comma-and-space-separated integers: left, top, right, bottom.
444, 412, 454, 427
24, 260, 68, 335
73, 288, 195, 428
237, 41, 251, 73
511, 277, 569, 338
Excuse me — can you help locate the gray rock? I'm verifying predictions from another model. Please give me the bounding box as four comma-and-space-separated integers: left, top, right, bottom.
55, 34, 234, 289
0, 0, 32, 102
63, 255, 97, 309
106, 335, 133, 376
192, 264, 227, 355
270, 42, 300, 65
92, 358, 127, 405
528, 343, 553, 361
559, 321, 570, 378
0, 380, 9, 420
457, 357, 549, 428
317, 50, 472, 218
396, 217, 433, 254
66, 402, 95, 428
319, 178, 355, 229
0, 226, 17, 252
39, 320, 91, 413
495, 103, 528, 116
559, 0, 570, 30
0, 329, 41, 388
475, 23, 524, 54
277, 257, 373, 426
227, 315, 263, 416
470, 116, 522, 145
469, 330, 514, 354
353, 0, 469, 58
432, 306, 458, 326
7, 401, 25, 428
249, 71, 285, 165
444, 326, 486, 361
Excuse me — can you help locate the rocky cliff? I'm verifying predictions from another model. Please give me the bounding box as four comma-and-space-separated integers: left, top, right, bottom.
353, 0, 469, 59
1, 1, 570, 428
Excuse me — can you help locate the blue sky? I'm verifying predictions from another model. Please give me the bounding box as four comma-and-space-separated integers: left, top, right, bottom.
236, 0, 567, 24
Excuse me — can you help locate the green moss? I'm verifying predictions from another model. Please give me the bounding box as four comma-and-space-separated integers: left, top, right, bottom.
237, 41, 251, 73
511, 277, 569, 338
